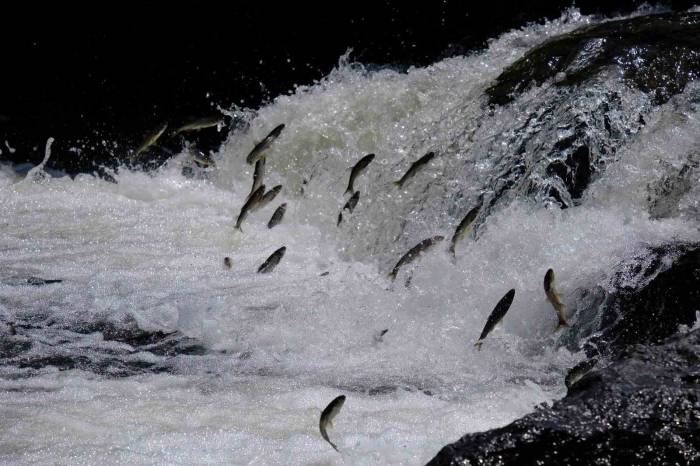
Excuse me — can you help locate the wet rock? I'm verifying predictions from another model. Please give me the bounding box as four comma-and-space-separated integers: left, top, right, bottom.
488, 12, 700, 106
573, 243, 700, 356
0, 314, 207, 377
426, 329, 700, 466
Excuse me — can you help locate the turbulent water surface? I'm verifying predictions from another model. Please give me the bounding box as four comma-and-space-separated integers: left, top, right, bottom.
2, 8, 700, 465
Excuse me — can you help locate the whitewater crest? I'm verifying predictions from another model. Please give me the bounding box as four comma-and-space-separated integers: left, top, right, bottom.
1, 7, 700, 466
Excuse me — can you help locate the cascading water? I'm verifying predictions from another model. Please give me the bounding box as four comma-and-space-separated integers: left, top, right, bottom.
1, 7, 699, 465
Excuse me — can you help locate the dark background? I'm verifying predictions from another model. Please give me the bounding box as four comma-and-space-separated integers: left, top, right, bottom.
0, 1, 695, 171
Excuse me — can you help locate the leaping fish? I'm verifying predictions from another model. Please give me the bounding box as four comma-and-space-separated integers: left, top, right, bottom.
247, 158, 266, 201
171, 115, 223, 135
257, 246, 286, 273
134, 122, 168, 157
394, 151, 435, 188
565, 358, 598, 389
474, 289, 516, 350
544, 268, 569, 329
267, 203, 287, 229
252, 185, 282, 212
448, 204, 481, 258
345, 153, 375, 194
235, 184, 266, 231
246, 124, 285, 164
388, 236, 444, 281
319, 395, 346, 452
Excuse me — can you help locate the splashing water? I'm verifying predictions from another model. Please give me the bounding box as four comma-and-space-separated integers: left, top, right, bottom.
1, 8, 699, 465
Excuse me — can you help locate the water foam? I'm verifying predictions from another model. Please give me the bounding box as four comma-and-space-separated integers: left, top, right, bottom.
1, 7, 699, 465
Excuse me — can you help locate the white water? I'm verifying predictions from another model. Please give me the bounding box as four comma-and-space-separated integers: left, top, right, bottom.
2, 8, 700, 465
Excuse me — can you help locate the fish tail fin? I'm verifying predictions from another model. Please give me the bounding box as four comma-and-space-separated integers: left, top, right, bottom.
448, 243, 456, 259
234, 224, 243, 232
556, 317, 570, 329
387, 271, 397, 281
393, 181, 401, 187
474, 340, 483, 351
344, 186, 352, 195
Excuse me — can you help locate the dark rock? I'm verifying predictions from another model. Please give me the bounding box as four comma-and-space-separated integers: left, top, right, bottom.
648, 152, 700, 219
426, 329, 700, 466
0, 314, 206, 377
488, 13, 700, 106
427, 242, 700, 465
574, 243, 700, 356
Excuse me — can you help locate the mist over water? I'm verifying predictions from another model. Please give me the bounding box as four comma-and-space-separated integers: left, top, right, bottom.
2, 7, 699, 465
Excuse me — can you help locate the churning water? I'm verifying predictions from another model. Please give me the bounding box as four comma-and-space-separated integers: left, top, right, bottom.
1, 7, 699, 465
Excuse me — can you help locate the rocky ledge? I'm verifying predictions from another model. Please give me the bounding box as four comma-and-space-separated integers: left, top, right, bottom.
427, 329, 700, 466
427, 242, 700, 465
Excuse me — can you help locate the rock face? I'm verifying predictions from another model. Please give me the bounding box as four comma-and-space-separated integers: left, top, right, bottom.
487, 13, 700, 106
427, 329, 700, 466
427, 243, 700, 465
569, 243, 700, 356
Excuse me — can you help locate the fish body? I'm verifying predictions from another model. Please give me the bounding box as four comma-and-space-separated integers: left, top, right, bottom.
235, 185, 266, 231
448, 204, 481, 257
388, 236, 444, 281
246, 124, 285, 164
319, 395, 346, 452
565, 358, 598, 389
172, 115, 223, 135
345, 153, 375, 194
224, 257, 232, 269
247, 158, 266, 201
544, 269, 569, 328
343, 191, 360, 213
374, 329, 389, 343
253, 185, 282, 212
267, 203, 287, 229
134, 122, 168, 157
2, 276, 63, 286
257, 246, 286, 273
394, 151, 435, 188
474, 289, 516, 350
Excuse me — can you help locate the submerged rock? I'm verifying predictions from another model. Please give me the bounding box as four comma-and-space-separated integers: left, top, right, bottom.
0, 314, 206, 377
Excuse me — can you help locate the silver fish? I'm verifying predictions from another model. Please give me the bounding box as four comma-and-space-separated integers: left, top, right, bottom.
2, 276, 63, 286
235, 184, 266, 231
343, 191, 360, 213
565, 358, 598, 389
345, 153, 375, 194
172, 115, 223, 135
374, 329, 389, 343
134, 122, 168, 157
394, 151, 435, 188
246, 124, 285, 164
388, 236, 444, 281
252, 185, 282, 212
474, 289, 516, 350
267, 203, 287, 229
257, 246, 286, 273
247, 158, 266, 201
448, 204, 481, 258
544, 269, 569, 329
319, 395, 346, 452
